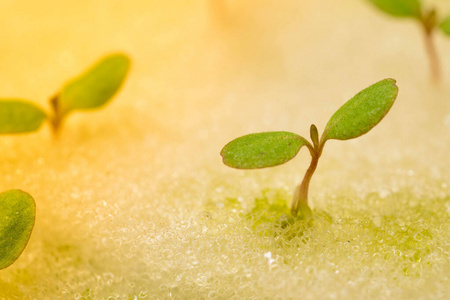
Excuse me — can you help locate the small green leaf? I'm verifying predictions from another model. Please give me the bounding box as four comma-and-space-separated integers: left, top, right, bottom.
310, 124, 319, 147
323, 79, 398, 141
0, 100, 47, 134
440, 16, 450, 35
367, 0, 422, 18
57, 53, 131, 115
0, 190, 36, 270
221, 131, 310, 169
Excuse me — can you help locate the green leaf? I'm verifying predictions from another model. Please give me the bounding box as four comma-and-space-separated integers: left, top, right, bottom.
367, 0, 422, 18
0, 190, 36, 270
57, 53, 131, 115
310, 124, 319, 147
0, 100, 47, 134
221, 131, 310, 169
440, 16, 450, 35
323, 79, 398, 141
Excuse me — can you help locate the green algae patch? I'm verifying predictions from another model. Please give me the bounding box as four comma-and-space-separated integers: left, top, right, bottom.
208, 188, 446, 275
248, 189, 291, 225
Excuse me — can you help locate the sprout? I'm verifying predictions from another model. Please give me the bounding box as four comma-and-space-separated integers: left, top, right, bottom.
366, 0, 450, 82
50, 53, 131, 134
221, 79, 398, 218
0, 53, 131, 137
0, 190, 36, 270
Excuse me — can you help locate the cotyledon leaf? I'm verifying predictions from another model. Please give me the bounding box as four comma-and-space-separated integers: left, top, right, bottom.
0, 190, 36, 270
220, 131, 311, 169
323, 78, 398, 141
367, 0, 422, 18
0, 100, 47, 134
310, 124, 319, 147
57, 53, 131, 115
440, 16, 450, 35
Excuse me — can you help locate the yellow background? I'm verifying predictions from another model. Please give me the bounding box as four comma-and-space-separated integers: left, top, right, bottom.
0, 0, 449, 298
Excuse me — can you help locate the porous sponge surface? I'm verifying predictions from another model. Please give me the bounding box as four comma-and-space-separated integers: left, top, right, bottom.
0, 0, 449, 299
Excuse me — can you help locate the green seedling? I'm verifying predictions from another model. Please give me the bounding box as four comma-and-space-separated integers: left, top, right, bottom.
366, 0, 450, 81
0, 53, 130, 136
221, 79, 398, 218
0, 189, 36, 270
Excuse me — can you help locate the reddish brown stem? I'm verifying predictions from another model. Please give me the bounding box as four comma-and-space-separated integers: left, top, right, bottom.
49, 95, 63, 138
419, 5, 441, 83
422, 21, 441, 82
291, 153, 319, 217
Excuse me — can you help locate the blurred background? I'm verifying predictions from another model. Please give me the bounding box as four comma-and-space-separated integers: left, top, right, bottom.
0, 0, 449, 298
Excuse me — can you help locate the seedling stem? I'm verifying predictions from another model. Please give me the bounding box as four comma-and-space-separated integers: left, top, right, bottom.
421, 9, 441, 82
49, 95, 63, 137
292, 149, 318, 217
291, 125, 323, 217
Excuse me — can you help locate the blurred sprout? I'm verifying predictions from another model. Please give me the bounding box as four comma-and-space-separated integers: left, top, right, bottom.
366, 0, 450, 82
221, 79, 398, 218
0, 53, 131, 137
0, 190, 36, 270
50, 53, 131, 134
